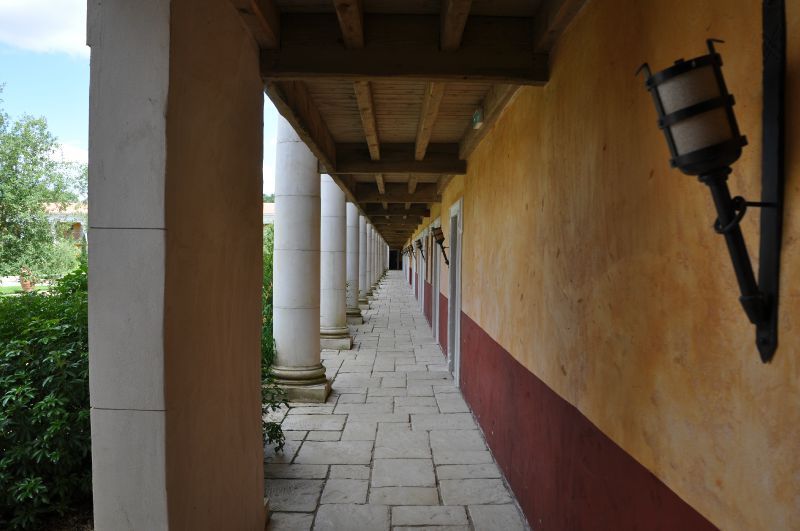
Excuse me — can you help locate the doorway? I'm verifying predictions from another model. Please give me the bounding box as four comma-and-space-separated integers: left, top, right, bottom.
448, 200, 463, 385
431, 220, 441, 345
389, 249, 401, 270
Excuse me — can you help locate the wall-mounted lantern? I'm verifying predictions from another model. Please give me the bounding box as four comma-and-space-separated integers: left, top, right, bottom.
415, 239, 425, 260
431, 226, 449, 265
639, 38, 785, 362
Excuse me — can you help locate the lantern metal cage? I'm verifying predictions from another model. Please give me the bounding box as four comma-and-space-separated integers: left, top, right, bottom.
639, 36, 786, 362
431, 226, 449, 265
415, 239, 425, 260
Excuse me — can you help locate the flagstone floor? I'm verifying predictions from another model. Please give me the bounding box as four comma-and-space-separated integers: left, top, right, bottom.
266, 271, 527, 531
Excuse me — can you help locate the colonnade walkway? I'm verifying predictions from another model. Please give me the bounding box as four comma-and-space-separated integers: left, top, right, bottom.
265, 271, 527, 530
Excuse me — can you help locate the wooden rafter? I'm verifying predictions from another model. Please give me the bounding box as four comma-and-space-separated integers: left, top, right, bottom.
333, 0, 364, 48
330, 144, 465, 176
261, 14, 549, 85
408, 176, 418, 194
440, 0, 472, 51
230, 0, 280, 49
415, 83, 446, 161
375, 174, 386, 194
353, 81, 381, 160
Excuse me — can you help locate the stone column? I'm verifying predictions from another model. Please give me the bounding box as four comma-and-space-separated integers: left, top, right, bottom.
346, 203, 363, 324
371, 230, 379, 290
365, 223, 374, 297
320, 175, 352, 349
273, 117, 330, 402
358, 215, 369, 310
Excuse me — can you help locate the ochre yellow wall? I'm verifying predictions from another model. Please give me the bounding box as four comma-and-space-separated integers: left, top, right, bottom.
431, 0, 798, 528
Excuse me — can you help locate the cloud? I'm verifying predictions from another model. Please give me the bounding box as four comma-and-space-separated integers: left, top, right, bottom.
0, 0, 88, 57
54, 141, 88, 164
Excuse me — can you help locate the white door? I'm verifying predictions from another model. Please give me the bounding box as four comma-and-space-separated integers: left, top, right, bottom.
448, 200, 463, 385
431, 220, 440, 343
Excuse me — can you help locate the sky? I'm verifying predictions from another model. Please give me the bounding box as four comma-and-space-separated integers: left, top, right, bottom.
0, 0, 279, 194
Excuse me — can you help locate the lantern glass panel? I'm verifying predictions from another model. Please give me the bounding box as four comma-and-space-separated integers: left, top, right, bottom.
656, 65, 720, 113
670, 107, 734, 155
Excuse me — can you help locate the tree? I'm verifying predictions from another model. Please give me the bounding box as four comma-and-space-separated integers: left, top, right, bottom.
263, 193, 275, 203
0, 93, 87, 280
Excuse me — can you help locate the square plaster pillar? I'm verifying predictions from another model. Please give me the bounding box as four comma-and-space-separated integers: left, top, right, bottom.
88, 0, 265, 528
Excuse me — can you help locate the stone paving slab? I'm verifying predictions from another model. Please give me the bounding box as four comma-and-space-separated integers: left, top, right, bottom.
265, 272, 526, 530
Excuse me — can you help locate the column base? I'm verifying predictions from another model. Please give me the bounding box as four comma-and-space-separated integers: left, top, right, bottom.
272, 364, 331, 403
320, 334, 352, 350
346, 308, 363, 324
280, 380, 332, 403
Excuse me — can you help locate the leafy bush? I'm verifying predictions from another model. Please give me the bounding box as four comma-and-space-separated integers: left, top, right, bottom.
0, 262, 90, 529
261, 224, 286, 452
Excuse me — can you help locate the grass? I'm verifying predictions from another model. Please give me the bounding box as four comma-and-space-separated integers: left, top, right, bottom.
0, 285, 47, 296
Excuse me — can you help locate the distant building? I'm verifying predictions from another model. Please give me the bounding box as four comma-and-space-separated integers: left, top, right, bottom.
262, 202, 275, 225
44, 202, 87, 242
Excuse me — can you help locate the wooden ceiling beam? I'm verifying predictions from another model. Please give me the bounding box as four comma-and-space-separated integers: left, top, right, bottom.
459, 84, 520, 160
261, 14, 548, 85
354, 183, 440, 203
333, 0, 364, 48
362, 204, 430, 216
230, 0, 280, 49
375, 173, 385, 194
353, 81, 380, 160
533, 0, 587, 53
440, 0, 472, 51
330, 143, 465, 176
414, 83, 446, 161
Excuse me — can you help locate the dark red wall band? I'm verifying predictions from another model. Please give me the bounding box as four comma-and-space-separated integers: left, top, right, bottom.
414, 273, 418, 298
459, 312, 717, 531
438, 293, 448, 357
424, 282, 432, 326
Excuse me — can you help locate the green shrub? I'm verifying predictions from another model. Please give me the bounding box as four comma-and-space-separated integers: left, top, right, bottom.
0, 262, 89, 529
261, 224, 286, 452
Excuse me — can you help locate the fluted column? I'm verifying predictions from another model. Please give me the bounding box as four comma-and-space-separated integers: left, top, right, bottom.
358, 216, 369, 309
346, 203, 362, 324
273, 117, 330, 402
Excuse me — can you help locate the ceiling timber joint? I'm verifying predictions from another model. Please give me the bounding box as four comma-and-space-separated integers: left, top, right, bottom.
230, 0, 280, 49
